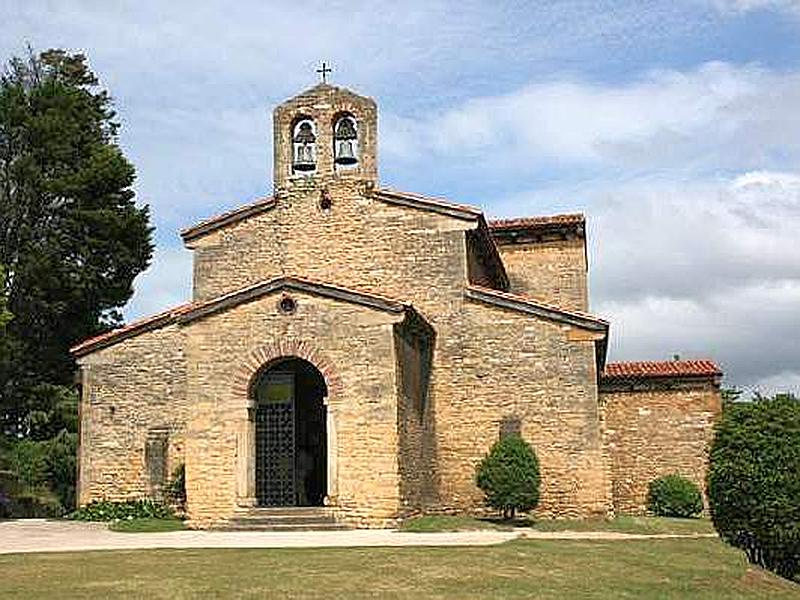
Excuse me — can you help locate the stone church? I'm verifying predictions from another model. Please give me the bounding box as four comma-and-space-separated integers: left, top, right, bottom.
71, 81, 722, 528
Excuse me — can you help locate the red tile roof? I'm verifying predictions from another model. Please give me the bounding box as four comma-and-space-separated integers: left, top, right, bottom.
603, 360, 722, 379
488, 213, 585, 231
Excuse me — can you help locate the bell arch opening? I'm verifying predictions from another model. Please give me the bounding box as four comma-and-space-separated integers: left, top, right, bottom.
333, 113, 358, 169
249, 356, 328, 507
291, 117, 317, 175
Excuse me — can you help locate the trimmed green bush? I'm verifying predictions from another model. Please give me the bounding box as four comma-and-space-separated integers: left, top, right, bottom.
646, 475, 703, 518
476, 435, 540, 520
67, 499, 174, 522
707, 393, 800, 581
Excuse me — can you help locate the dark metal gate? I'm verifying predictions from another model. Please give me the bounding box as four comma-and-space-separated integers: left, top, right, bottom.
255, 372, 296, 506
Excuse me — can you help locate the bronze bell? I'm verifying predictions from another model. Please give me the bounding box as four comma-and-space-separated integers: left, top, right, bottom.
336, 140, 356, 165
293, 122, 316, 171
334, 118, 358, 165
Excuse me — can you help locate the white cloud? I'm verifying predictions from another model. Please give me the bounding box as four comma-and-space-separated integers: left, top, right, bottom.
711, 0, 800, 16
384, 62, 800, 174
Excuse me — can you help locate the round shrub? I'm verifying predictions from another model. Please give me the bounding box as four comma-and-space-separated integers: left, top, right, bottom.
646, 474, 703, 518
475, 435, 540, 520
707, 394, 800, 581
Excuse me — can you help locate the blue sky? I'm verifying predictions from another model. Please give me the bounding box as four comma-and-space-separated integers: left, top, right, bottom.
3, 0, 800, 393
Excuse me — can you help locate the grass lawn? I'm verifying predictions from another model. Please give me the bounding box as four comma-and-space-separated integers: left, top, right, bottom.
529, 515, 716, 535
107, 517, 186, 533
1, 539, 797, 599
400, 515, 509, 532
401, 515, 716, 535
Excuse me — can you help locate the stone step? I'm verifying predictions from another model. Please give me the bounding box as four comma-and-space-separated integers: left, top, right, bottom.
230, 515, 338, 526
224, 506, 350, 531
232, 508, 334, 519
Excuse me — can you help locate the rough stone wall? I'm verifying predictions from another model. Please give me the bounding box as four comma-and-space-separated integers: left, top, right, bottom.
182, 290, 405, 528
438, 301, 611, 518
76, 324, 187, 505
187, 180, 473, 304
599, 379, 721, 514
495, 238, 588, 312
183, 179, 610, 521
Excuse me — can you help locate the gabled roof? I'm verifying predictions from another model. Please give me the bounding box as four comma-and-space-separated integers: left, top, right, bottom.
179, 188, 484, 245
179, 276, 411, 324
70, 276, 415, 357
70, 304, 193, 357
603, 360, 722, 380
374, 188, 483, 221
464, 284, 608, 332
180, 196, 276, 243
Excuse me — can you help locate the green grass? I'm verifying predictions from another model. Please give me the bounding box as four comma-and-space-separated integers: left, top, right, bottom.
400, 515, 509, 532
401, 514, 716, 535
1, 539, 797, 598
107, 517, 186, 533
530, 515, 716, 535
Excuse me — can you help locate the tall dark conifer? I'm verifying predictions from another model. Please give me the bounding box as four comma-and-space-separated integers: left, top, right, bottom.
0, 48, 153, 438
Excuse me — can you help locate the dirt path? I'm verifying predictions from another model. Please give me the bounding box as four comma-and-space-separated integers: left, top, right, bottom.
0, 519, 716, 555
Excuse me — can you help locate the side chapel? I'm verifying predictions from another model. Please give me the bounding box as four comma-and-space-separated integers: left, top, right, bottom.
71, 80, 722, 528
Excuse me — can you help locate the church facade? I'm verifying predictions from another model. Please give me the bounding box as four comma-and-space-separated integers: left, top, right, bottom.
71, 83, 722, 528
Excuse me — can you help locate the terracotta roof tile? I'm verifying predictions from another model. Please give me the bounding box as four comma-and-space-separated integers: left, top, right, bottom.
603, 360, 722, 379
70, 303, 193, 357
488, 213, 585, 231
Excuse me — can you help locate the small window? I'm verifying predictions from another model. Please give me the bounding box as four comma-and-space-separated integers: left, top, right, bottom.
278, 295, 297, 315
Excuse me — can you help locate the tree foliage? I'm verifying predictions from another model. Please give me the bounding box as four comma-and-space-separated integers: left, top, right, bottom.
476, 435, 541, 520
0, 47, 153, 438
646, 474, 703, 518
707, 393, 800, 580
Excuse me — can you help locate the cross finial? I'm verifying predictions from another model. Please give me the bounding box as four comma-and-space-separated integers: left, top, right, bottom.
316, 61, 332, 84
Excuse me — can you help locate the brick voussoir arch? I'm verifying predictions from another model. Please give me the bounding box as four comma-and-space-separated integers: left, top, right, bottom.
231, 340, 342, 401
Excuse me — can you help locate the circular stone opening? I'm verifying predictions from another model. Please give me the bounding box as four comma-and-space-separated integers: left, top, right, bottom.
278, 295, 297, 314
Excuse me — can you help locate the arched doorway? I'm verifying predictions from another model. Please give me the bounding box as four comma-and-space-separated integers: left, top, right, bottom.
250, 357, 327, 507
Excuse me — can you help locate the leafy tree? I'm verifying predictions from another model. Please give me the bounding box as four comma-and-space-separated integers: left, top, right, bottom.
476, 435, 540, 520
707, 393, 800, 580
646, 474, 703, 518
0, 47, 153, 438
